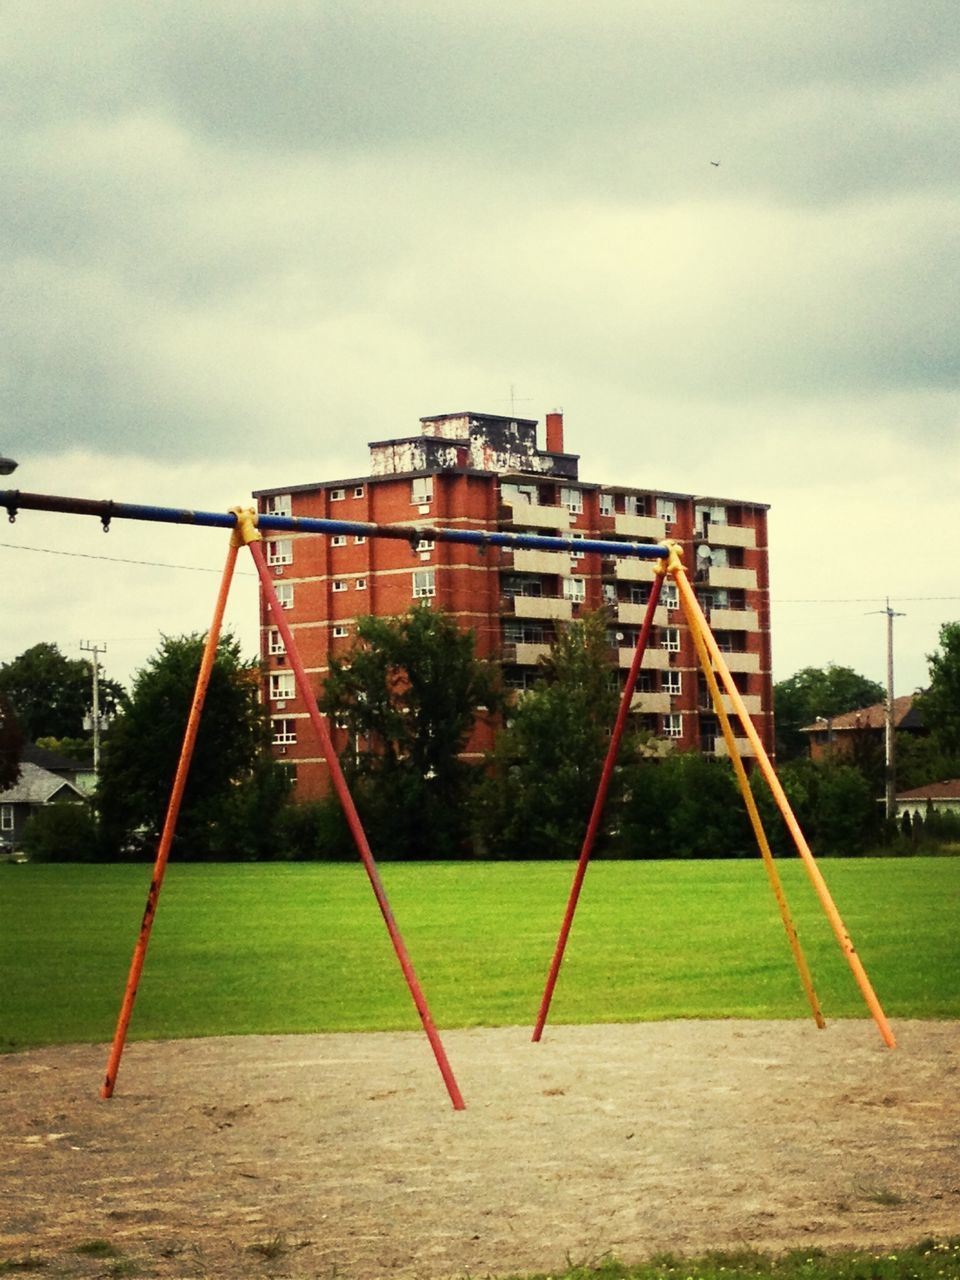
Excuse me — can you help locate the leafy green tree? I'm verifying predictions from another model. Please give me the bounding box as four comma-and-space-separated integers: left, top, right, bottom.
0, 642, 126, 741
0, 692, 23, 789
98, 633, 281, 859
774, 664, 885, 761
750, 756, 879, 855
917, 621, 960, 758
619, 752, 753, 858
476, 610, 629, 857
21, 802, 98, 862
319, 606, 500, 857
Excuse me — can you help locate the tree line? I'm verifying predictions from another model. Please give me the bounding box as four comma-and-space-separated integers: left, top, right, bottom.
3, 615, 960, 861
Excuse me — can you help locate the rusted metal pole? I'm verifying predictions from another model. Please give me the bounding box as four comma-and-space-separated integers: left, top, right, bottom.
101, 537, 240, 1097
676, 554, 826, 1029
672, 557, 896, 1049
235, 512, 466, 1110
532, 571, 665, 1041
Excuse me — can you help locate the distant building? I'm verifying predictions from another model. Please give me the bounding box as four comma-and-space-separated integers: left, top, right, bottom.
253, 410, 773, 800
0, 760, 85, 849
800, 695, 926, 763
895, 779, 960, 821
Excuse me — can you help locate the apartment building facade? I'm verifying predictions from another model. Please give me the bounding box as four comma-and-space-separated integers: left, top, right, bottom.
253, 410, 773, 799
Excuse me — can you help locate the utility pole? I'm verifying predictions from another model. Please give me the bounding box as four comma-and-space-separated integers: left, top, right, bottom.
80, 640, 107, 776
868, 601, 905, 821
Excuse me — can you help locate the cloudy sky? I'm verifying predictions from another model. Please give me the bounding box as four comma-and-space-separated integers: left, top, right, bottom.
2, 1, 958, 697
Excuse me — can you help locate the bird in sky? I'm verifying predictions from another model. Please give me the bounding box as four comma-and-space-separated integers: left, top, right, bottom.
710, 160, 720, 166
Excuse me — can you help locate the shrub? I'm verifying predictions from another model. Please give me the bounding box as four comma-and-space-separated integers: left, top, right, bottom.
21, 803, 99, 862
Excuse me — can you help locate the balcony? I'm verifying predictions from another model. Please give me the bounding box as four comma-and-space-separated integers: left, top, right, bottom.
630, 691, 671, 714
617, 602, 669, 627
705, 566, 757, 591
709, 607, 759, 632
614, 559, 658, 583
508, 642, 552, 665
512, 548, 572, 575
712, 735, 757, 759
701, 692, 764, 717
619, 647, 671, 669
500, 498, 571, 531
614, 514, 666, 540
700, 523, 756, 549
714, 650, 760, 674
506, 595, 574, 621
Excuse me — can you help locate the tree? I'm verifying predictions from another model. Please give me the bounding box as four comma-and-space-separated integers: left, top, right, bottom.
318, 606, 500, 857
0, 692, 23, 789
619, 752, 753, 858
749, 756, 879, 855
0, 642, 126, 742
774, 665, 885, 761
476, 610, 630, 858
98, 633, 283, 859
917, 621, 960, 758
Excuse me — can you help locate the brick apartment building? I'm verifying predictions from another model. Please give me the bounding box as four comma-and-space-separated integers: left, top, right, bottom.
253, 410, 773, 800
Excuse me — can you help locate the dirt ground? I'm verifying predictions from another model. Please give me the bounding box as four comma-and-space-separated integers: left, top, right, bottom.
1, 1020, 958, 1279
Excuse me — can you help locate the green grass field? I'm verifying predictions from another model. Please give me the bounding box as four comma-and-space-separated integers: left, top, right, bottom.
1, 857, 958, 1051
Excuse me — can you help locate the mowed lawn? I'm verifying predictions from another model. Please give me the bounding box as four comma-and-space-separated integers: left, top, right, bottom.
1, 857, 957, 1051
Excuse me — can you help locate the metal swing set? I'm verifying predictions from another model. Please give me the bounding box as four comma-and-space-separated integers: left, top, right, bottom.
1, 487, 896, 1113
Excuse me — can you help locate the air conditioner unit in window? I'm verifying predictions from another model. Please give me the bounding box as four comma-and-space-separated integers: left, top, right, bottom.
276, 701, 287, 709
278, 745, 287, 754
275, 565, 284, 575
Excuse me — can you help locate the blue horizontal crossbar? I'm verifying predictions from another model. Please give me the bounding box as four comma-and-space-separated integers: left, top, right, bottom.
0, 489, 669, 560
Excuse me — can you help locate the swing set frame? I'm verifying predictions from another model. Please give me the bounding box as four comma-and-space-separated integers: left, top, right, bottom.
1, 488, 895, 1114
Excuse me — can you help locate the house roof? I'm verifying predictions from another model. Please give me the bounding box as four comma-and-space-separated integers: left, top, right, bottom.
895, 779, 960, 802
0, 760, 85, 805
22, 743, 89, 773
800, 694, 923, 734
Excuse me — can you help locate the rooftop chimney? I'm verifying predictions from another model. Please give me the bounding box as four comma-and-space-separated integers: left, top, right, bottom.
545, 410, 564, 454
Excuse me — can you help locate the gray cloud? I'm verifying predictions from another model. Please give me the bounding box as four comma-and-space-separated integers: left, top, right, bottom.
2, 1, 959, 689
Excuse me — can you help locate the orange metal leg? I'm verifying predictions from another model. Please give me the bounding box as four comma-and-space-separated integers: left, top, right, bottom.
101, 538, 240, 1097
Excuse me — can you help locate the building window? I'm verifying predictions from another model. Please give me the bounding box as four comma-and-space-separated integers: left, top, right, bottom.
269, 671, 295, 701
417, 538, 435, 553
356, 578, 367, 590
662, 713, 683, 739
0, 805, 12, 832
625, 494, 648, 517
268, 628, 285, 655
505, 621, 546, 645
561, 486, 583, 514
656, 497, 676, 523
264, 494, 291, 517
331, 535, 347, 547
563, 577, 585, 602
272, 718, 297, 745
275, 583, 294, 610
413, 569, 436, 598
570, 532, 585, 560
661, 627, 680, 652
333, 625, 349, 638
412, 476, 433, 504
629, 584, 651, 605
599, 492, 615, 517
354, 535, 366, 544
332, 580, 347, 592
266, 539, 293, 567
661, 582, 679, 610
330, 488, 345, 501
353, 485, 364, 498
664, 670, 682, 696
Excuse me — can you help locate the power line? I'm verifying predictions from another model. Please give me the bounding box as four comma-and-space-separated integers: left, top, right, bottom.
0, 540, 256, 577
